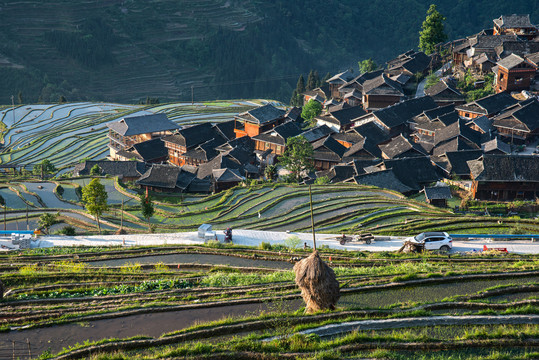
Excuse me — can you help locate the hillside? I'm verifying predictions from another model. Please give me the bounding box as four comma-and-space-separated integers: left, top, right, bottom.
0, 0, 537, 104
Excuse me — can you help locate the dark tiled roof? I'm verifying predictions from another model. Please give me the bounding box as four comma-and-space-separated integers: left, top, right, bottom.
424, 186, 452, 200
468, 155, 539, 182
471, 35, 518, 50
328, 105, 367, 125
299, 125, 335, 143
312, 136, 347, 162
425, 78, 463, 98
106, 113, 179, 136
353, 121, 391, 145
237, 104, 286, 125
444, 150, 484, 175
327, 69, 356, 84
362, 74, 404, 96
436, 112, 460, 126
73, 160, 143, 178
387, 50, 432, 74
383, 156, 442, 190
136, 164, 181, 189
497, 53, 527, 70
495, 41, 539, 59
342, 138, 381, 159
435, 119, 482, 146
433, 137, 480, 156
353, 169, 413, 193
162, 122, 216, 148
379, 135, 425, 159
493, 14, 534, 29
196, 154, 244, 179
466, 115, 493, 134
316, 165, 356, 183
331, 131, 363, 145
285, 107, 303, 122
128, 138, 167, 162
493, 99, 539, 133
213, 121, 236, 141
176, 170, 197, 191
252, 121, 302, 146
213, 168, 244, 182
482, 137, 511, 154
419, 104, 455, 121
456, 92, 518, 116
526, 52, 539, 65
373, 96, 437, 129
187, 177, 212, 193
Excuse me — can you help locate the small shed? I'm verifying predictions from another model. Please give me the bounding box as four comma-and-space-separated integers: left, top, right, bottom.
423, 186, 452, 207
198, 224, 212, 238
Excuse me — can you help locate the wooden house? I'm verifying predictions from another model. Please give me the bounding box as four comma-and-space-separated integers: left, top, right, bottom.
493, 14, 537, 40
234, 104, 286, 138
386, 50, 432, 77
424, 78, 465, 106
482, 137, 511, 155
136, 164, 199, 193
106, 114, 179, 159
114, 138, 168, 164
73, 160, 146, 182
455, 92, 518, 119
361, 73, 404, 111
430, 150, 483, 179
379, 134, 426, 159
163, 123, 225, 166
315, 105, 366, 132
492, 99, 539, 143
423, 186, 452, 207
432, 120, 482, 156
312, 136, 347, 170
326, 70, 356, 99
468, 155, 539, 200
494, 54, 536, 93
252, 121, 303, 156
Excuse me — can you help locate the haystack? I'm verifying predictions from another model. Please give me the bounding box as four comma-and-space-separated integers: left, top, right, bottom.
293, 251, 340, 313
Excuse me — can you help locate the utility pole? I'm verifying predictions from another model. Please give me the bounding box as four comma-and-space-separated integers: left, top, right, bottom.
120, 199, 124, 231
26, 204, 29, 230
191, 85, 194, 105
11, 95, 15, 125
3, 204, 6, 231
309, 185, 316, 251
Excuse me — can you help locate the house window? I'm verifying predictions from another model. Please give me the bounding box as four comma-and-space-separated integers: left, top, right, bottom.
500, 73, 504, 80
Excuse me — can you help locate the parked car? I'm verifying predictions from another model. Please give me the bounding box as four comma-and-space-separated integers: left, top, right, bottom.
405, 232, 452, 252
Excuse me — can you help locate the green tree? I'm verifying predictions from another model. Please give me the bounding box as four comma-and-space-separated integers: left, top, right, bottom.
90, 164, 101, 176
322, 72, 331, 84
0, 194, 5, 207
17, 91, 23, 104
358, 58, 379, 73
290, 89, 302, 107
306, 70, 320, 91
59, 95, 67, 103
140, 193, 155, 232
424, 73, 440, 90
279, 136, 314, 182
314, 175, 330, 185
264, 164, 277, 181
33, 159, 57, 179
38, 213, 57, 234
419, 4, 448, 55
296, 74, 306, 94
81, 178, 108, 234
301, 99, 323, 127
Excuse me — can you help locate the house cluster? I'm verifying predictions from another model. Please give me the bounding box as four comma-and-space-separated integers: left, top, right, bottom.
450, 14, 539, 94
74, 14, 539, 203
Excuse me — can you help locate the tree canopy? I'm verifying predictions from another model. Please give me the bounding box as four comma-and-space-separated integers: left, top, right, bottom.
419, 4, 448, 55
82, 178, 108, 233
140, 193, 155, 232
279, 136, 314, 182
358, 58, 379, 73
301, 99, 323, 126
32, 159, 57, 179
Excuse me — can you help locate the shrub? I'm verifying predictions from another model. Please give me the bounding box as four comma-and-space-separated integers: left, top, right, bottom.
56, 184, 64, 195
154, 262, 169, 272
205, 240, 223, 248
19, 264, 39, 276
284, 235, 302, 251
120, 262, 142, 273
258, 241, 272, 250
58, 225, 76, 236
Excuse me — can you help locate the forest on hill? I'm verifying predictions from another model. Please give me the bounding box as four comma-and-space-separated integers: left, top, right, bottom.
0, 0, 537, 104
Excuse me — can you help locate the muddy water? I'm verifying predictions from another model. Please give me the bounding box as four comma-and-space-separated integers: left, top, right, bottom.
339, 276, 537, 308
87, 253, 294, 270
2, 300, 303, 357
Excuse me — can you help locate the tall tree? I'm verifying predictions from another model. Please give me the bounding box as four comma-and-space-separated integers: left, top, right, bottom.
301, 99, 323, 127
322, 72, 331, 84
38, 213, 57, 234
306, 70, 320, 91
82, 178, 108, 234
279, 136, 314, 183
290, 89, 300, 106
358, 58, 379, 73
32, 159, 57, 179
140, 193, 155, 232
17, 91, 23, 104
296, 74, 306, 94
419, 4, 447, 55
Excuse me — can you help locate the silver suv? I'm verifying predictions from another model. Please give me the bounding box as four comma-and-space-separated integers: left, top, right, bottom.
406, 232, 452, 252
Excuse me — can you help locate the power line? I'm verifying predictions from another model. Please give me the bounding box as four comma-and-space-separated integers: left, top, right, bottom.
189, 74, 299, 89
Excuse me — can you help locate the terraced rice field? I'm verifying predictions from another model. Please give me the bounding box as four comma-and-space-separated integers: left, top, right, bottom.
0, 101, 263, 169
1, 245, 537, 359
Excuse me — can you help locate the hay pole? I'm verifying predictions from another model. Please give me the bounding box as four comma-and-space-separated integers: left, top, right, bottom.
309, 185, 316, 251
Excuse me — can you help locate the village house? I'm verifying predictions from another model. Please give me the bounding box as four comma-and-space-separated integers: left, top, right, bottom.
492, 98, 539, 143
379, 134, 426, 159
315, 105, 366, 132
326, 70, 356, 99
494, 53, 537, 93
493, 14, 537, 40
455, 92, 518, 119
73, 160, 146, 182
312, 136, 347, 170
467, 155, 539, 201
106, 114, 179, 159
422, 185, 452, 207
424, 78, 465, 106
114, 138, 168, 164
430, 150, 483, 179
252, 121, 303, 156
386, 50, 432, 77
233, 104, 287, 138
163, 122, 226, 167
303, 85, 330, 104
482, 137, 511, 155
361, 73, 405, 111
432, 119, 482, 156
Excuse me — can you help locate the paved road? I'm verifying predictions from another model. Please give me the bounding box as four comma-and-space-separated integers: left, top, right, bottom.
3, 229, 537, 254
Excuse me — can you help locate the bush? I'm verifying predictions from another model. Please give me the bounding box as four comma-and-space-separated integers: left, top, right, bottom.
258, 242, 272, 250
58, 225, 76, 236
284, 235, 301, 251
56, 184, 64, 195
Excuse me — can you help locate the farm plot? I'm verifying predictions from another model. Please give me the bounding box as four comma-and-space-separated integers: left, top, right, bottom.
21, 182, 82, 209
0, 245, 536, 360
0, 101, 259, 169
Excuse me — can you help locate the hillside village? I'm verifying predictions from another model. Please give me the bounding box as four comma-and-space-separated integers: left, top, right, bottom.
74, 14, 539, 204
